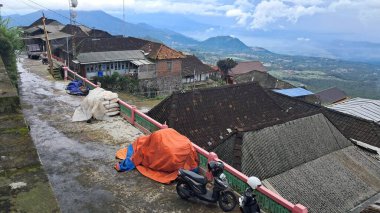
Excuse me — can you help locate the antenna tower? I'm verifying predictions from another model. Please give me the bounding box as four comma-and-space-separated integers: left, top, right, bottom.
69, 0, 78, 58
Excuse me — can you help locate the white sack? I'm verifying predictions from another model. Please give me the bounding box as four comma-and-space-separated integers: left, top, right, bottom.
106, 107, 120, 112
72, 88, 118, 122
102, 91, 118, 101
106, 111, 120, 116
104, 103, 119, 109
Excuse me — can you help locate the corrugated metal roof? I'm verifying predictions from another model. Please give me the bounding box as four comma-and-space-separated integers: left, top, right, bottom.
131, 59, 153, 66
25, 32, 72, 41
24, 26, 40, 34
76, 50, 146, 64
272, 87, 314, 97
329, 98, 380, 123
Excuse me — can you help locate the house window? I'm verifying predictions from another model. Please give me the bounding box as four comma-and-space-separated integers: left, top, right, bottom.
106, 63, 109, 70
167, 61, 172, 72
111, 63, 114, 70
122, 63, 125, 70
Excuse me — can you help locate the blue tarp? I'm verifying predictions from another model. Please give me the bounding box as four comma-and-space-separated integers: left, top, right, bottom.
66, 79, 89, 96
117, 144, 136, 172
272, 88, 314, 97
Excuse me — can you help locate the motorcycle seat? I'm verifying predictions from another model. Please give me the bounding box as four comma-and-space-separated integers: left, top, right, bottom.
181, 169, 207, 185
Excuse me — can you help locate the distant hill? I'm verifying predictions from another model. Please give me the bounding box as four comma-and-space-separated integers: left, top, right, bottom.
197, 36, 252, 53
6, 10, 199, 47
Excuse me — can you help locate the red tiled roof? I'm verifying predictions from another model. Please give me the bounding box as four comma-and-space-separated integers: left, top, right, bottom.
230, 61, 267, 76
140, 42, 185, 60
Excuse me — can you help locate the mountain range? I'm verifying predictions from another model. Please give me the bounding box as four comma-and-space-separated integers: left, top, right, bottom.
7, 10, 380, 64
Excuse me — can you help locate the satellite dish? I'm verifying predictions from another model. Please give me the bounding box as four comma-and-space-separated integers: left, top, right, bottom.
71, 0, 78, 8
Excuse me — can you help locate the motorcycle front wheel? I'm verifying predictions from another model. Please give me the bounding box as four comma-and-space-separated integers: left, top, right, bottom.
218, 191, 237, 212
176, 180, 191, 200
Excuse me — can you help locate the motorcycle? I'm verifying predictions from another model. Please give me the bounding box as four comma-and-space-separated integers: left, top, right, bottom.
239, 176, 261, 213
176, 161, 237, 212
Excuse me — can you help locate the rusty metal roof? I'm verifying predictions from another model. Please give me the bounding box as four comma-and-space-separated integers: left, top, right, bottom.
230, 61, 267, 76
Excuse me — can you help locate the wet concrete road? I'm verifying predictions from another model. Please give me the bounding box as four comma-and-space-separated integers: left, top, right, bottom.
18, 58, 233, 213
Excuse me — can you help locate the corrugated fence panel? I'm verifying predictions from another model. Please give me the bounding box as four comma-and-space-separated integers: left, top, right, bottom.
135, 113, 161, 133
255, 190, 291, 213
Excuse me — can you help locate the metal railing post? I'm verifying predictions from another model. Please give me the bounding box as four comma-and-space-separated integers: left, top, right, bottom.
131, 106, 137, 125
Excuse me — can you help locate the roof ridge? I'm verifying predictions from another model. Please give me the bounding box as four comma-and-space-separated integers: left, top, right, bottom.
236, 110, 322, 132
155, 44, 164, 60
173, 82, 260, 97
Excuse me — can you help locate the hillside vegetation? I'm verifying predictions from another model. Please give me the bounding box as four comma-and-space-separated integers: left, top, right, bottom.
182, 40, 380, 99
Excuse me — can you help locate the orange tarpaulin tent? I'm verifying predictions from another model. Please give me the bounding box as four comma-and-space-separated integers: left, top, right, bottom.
116, 128, 198, 184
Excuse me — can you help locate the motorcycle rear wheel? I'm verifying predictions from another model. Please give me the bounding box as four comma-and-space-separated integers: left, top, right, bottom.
176, 180, 191, 200
218, 191, 237, 212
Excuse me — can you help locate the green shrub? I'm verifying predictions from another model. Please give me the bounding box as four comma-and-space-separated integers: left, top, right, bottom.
94, 73, 140, 93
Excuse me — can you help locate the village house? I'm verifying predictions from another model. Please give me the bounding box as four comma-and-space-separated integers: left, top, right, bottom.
315, 87, 348, 105
273, 87, 320, 104
181, 55, 213, 84
213, 113, 380, 213
233, 70, 295, 89
72, 50, 154, 79
23, 17, 71, 55
217, 60, 296, 90
228, 61, 267, 82
24, 17, 225, 93
146, 82, 380, 213
56, 35, 211, 92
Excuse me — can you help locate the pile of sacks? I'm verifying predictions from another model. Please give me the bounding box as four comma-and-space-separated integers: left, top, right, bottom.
103, 96, 120, 117
72, 88, 120, 122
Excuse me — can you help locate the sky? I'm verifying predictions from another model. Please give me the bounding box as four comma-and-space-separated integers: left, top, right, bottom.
2, 0, 380, 43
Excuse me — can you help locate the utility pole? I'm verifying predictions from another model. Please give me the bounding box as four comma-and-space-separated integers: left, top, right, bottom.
69, 0, 78, 59
42, 13, 53, 75
66, 36, 69, 67
0, 4, 3, 22
123, 0, 126, 37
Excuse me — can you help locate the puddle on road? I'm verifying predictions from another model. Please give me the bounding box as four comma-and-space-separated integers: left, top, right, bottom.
17, 59, 228, 213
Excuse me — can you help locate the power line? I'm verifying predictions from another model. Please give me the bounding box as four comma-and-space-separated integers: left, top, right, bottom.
21, 0, 90, 28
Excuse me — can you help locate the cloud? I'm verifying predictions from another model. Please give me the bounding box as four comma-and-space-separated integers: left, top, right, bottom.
226, 0, 380, 29
206, 27, 215, 32
2, 0, 230, 16
297, 37, 310, 41
3, 0, 380, 34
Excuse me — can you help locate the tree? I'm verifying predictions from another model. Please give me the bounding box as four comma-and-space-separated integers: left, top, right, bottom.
217, 58, 237, 80
0, 18, 23, 87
